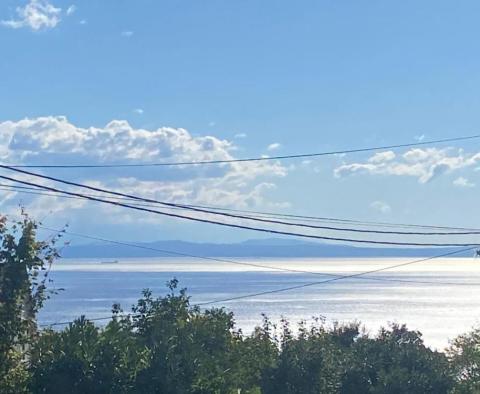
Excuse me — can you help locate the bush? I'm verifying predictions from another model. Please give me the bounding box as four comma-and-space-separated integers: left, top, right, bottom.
27, 282, 458, 394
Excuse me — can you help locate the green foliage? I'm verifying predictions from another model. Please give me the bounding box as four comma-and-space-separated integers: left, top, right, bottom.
448, 327, 480, 393
27, 285, 459, 394
6, 282, 480, 394
0, 349, 30, 394
29, 315, 150, 393
130, 280, 240, 393
342, 324, 453, 394
0, 212, 62, 393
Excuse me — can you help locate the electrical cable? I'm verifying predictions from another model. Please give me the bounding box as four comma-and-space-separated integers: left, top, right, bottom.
2, 166, 480, 238
7, 134, 480, 168
1, 173, 479, 247
2, 182, 479, 233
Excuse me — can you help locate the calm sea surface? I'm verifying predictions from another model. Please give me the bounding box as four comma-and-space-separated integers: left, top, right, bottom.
38, 257, 480, 350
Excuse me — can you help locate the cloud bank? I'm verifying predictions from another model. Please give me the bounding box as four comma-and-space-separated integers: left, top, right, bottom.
0, 116, 288, 220
334, 148, 480, 183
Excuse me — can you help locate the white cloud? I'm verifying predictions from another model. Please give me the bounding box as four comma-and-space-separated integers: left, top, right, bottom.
0, 116, 237, 163
267, 142, 281, 151
335, 147, 480, 183
79, 19, 86, 25
368, 151, 395, 163
414, 134, 425, 142
133, 108, 144, 115
22, 192, 87, 217
66, 5, 76, 15
121, 30, 133, 37
234, 133, 247, 139
112, 178, 289, 211
370, 200, 391, 214
453, 176, 475, 188
0, 116, 289, 219
1, 0, 61, 31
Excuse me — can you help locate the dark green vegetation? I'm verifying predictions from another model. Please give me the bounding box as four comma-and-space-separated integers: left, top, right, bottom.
2, 215, 480, 393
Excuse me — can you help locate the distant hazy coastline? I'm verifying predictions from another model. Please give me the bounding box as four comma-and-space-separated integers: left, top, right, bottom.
60, 238, 472, 258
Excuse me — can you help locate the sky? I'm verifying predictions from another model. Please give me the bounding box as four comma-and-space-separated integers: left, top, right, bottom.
0, 0, 480, 244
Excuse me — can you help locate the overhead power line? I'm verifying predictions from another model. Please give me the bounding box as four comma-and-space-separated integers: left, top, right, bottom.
3, 184, 480, 236
3, 183, 480, 232
2, 166, 480, 241
41, 246, 477, 327
198, 247, 476, 305
170, 204, 480, 232
1, 173, 480, 247
3, 182, 479, 233
6, 134, 480, 168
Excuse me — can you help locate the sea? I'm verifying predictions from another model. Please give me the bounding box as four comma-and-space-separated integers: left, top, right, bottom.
38, 257, 480, 350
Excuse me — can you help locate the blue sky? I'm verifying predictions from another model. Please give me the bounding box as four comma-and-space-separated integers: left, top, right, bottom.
0, 0, 480, 243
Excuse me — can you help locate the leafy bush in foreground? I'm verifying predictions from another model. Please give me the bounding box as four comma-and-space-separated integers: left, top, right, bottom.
27, 280, 455, 394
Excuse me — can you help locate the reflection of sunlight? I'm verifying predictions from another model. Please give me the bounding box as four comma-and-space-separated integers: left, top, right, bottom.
42, 257, 480, 350
53, 257, 480, 273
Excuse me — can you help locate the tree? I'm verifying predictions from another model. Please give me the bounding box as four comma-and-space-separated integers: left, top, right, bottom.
342, 324, 453, 394
30, 280, 245, 394
0, 212, 62, 393
131, 280, 241, 393
448, 327, 480, 393
260, 319, 357, 394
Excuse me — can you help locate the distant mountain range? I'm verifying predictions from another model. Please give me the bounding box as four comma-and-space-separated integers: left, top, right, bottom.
60, 238, 473, 258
